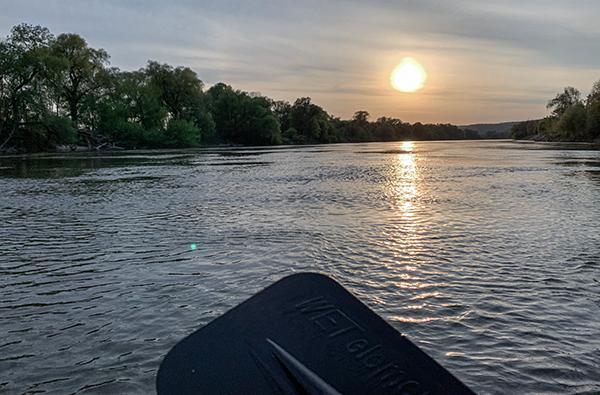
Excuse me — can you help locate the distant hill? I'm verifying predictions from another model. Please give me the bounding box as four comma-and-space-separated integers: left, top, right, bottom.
460, 121, 520, 138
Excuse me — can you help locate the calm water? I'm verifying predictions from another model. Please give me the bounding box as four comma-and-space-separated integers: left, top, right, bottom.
1, 140, 599, 394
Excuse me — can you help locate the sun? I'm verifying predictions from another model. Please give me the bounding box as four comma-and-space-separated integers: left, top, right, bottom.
390, 58, 427, 93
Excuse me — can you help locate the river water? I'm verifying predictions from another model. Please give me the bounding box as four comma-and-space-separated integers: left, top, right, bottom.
1, 140, 599, 394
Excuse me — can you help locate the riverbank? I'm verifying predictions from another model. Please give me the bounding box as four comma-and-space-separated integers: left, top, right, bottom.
510, 84, 600, 143
5, 137, 600, 157
521, 133, 600, 144
0, 138, 462, 156
0, 142, 247, 156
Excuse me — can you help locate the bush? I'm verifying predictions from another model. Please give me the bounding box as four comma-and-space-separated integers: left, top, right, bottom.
282, 127, 300, 144
586, 101, 600, 140
9, 116, 75, 152
555, 103, 587, 140
43, 115, 76, 146
193, 111, 217, 144
164, 119, 201, 148
113, 121, 145, 148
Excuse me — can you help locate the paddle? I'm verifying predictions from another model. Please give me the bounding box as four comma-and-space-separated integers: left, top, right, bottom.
156, 272, 475, 394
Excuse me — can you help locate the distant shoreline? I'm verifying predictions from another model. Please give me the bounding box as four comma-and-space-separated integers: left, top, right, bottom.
3, 138, 600, 158
1, 23, 480, 154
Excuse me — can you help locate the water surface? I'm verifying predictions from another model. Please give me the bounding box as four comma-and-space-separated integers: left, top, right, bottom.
1, 141, 599, 394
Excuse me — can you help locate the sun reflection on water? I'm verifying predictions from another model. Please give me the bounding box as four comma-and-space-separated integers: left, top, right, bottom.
394, 143, 418, 214
382, 141, 430, 307
401, 141, 414, 152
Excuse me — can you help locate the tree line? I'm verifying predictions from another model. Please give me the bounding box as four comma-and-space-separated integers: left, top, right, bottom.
1, 23, 480, 152
511, 82, 600, 142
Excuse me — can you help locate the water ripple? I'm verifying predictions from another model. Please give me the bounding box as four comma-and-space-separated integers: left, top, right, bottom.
0, 141, 599, 394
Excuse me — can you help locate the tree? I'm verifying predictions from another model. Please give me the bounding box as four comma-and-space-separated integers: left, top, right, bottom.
207, 83, 281, 145
244, 95, 281, 145
585, 104, 600, 140
164, 119, 201, 147
3, 23, 494, 151
145, 61, 202, 119
343, 110, 371, 142
0, 24, 70, 150
48, 33, 109, 137
510, 120, 538, 139
145, 61, 215, 139
272, 100, 291, 133
353, 110, 370, 125
547, 87, 581, 117
288, 97, 334, 143
372, 117, 409, 141
585, 79, 600, 139
554, 103, 587, 140
206, 83, 243, 142
587, 79, 600, 106
118, 71, 166, 131
94, 69, 167, 148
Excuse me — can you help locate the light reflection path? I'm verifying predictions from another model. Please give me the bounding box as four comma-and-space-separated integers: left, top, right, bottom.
388, 141, 420, 249
394, 141, 418, 214
381, 142, 435, 315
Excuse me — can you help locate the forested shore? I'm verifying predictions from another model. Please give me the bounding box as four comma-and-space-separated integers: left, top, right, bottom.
1, 24, 481, 153
511, 82, 600, 143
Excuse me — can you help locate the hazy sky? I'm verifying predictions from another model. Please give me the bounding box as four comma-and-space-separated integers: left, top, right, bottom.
2, 0, 600, 124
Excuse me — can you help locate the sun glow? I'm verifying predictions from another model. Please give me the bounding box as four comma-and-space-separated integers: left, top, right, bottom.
390, 58, 427, 93
401, 141, 414, 152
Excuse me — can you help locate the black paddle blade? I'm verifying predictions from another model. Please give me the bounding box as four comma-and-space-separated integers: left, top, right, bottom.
156, 273, 475, 395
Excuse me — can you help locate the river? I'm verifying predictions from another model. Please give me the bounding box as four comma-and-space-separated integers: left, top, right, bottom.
1, 140, 599, 394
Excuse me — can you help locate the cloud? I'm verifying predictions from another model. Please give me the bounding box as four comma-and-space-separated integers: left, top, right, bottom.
1, 0, 599, 123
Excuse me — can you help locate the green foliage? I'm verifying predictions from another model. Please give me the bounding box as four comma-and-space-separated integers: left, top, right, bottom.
512, 81, 600, 142
145, 61, 202, 119
372, 117, 409, 141
272, 100, 291, 133
537, 117, 555, 136
111, 70, 166, 131
2, 23, 494, 153
585, 79, 600, 140
112, 121, 146, 148
94, 69, 167, 148
587, 80, 600, 106
511, 119, 543, 139
10, 115, 75, 151
194, 110, 216, 143
144, 61, 216, 141
43, 115, 76, 145
282, 127, 300, 145
164, 119, 201, 148
49, 33, 110, 127
547, 87, 581, 117
586, 100, 600, 139
0, 24, 55, 150
246, 95, 282, 145
554, 103, 587, 140
206, 83, 241, 142
288, 97, 335, 143
207, 83, 281, 145
340, 111, 371, 142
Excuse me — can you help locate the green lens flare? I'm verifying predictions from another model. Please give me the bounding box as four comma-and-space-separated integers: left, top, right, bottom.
190, 243, 197, 251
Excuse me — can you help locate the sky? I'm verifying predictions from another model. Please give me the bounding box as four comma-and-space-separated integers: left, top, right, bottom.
1, 0, 600, 124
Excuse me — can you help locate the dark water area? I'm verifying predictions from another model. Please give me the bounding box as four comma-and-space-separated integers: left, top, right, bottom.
1, 140, 599, 394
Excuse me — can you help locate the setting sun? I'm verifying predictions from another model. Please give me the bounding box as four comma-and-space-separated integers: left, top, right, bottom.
390, 57, 427, 93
